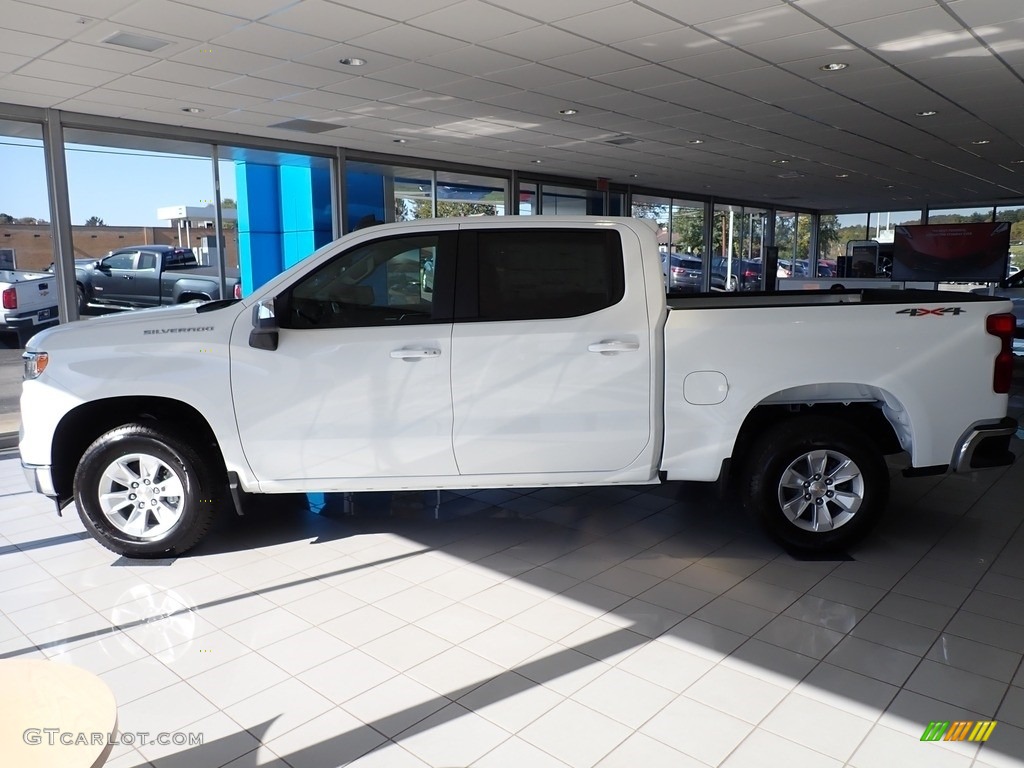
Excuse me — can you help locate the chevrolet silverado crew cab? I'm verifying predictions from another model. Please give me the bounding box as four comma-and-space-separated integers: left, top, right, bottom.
75, 245, 240, 313
20, 217, 1018, 557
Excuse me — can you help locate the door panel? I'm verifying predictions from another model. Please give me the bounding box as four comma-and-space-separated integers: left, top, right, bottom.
450, 227, 652, 475
231, 230, 458, 484
91, 251, 137, 303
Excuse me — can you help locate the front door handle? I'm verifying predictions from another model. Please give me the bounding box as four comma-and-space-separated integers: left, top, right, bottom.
588, 340, 640, 355
123, 275, 134, 280
390, 347, 441, 360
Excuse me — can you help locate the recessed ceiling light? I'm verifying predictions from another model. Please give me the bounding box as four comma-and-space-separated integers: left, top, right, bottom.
393, 138, 407, 143
819, 62, 848, 71
835, 173, 849, 178
630, 174, 639, 178
772, 159, 789, 164
916, 110, 938, 117
971, 139, 991, 145
532, 159, 543, 164
884, 184, 896, 188
1012, 159, 1024, 164
688, 138, 704, 144
559, 108, 578, 115
181, 107, 203, 113
339, 57, 366, 66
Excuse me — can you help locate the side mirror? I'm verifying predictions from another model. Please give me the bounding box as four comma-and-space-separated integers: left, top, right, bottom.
249, 297, 279, 351
93, 260, 103, 270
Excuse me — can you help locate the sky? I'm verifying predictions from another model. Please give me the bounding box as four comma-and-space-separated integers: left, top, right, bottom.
1, 137, 236, 227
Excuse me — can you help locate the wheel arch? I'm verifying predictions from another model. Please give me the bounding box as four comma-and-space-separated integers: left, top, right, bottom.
728, 383, 908, 478
51, 396, 226, 502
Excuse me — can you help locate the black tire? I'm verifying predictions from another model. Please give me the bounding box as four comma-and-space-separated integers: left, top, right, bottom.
76, 283, 87, 315
741, 415, 889, 552
73, 424, 219, 557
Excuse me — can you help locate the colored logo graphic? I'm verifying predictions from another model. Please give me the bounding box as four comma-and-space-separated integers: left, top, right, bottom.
920, 721, 997, 742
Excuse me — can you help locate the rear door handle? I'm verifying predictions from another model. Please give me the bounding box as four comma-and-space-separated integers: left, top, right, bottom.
588, 340, 640, 355
390, 347, 441, 360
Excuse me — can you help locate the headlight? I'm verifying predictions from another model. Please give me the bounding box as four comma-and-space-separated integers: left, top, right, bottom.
23, 351, 48, 380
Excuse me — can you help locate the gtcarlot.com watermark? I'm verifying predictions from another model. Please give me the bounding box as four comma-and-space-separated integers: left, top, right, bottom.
24, 729, 204, 748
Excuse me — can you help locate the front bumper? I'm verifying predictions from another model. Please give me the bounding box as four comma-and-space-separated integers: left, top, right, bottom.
953, 417, 1018, 472
22, 462, 57, 498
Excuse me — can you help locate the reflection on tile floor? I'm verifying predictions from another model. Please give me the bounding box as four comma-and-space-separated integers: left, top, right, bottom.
1, 423, 1023, 766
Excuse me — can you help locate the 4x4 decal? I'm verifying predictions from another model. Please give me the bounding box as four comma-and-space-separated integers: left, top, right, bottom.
896, 307, 965, 317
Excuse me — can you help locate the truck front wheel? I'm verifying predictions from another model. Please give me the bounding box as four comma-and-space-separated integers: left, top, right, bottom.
741, 416, 889, 552
73, 424, 218, 557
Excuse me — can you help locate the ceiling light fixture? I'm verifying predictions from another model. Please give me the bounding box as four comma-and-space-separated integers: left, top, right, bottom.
1012, 159, 1024, 164
339, 57, 366, 66
884, 184, 896, 188
393, 138, 407, 143
772, 159, 789, 164
819, 62, 848, 71
181, 107, 203, 113
532, 159, 543, 164
559, 108, 578, 115
688, 138, 704, 144
971, 139, 991, 145
835, 173, 849, 178
630, 174, 639, 178
916, 110, 938, 117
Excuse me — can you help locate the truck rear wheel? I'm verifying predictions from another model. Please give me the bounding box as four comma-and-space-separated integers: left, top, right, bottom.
741, 416, 889, 552
73, 424, 218, 557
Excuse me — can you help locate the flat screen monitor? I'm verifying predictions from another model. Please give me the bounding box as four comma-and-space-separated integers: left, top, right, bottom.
892, 222, 1010, 282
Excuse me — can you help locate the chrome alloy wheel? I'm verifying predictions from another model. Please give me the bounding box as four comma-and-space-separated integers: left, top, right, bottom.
777, 449, 864, 532
97, 453, 186, 539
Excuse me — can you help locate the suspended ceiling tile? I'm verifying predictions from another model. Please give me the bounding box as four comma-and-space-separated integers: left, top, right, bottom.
484, 63, 578, 90
0, 28, 64, 58
917, 0, 1023, 27
793, 0, 937, 27
17, 59, 121, 87
369, 64, 465, 90
595, 64, 694, 91
298, 44, 408, 75
346, 24, 466, 60
0, 73, 92, 98
212, 23, 335, 60
639, 0, 777, 26
0, 54, 31, 74
419, 46, 528, 77
411, 1, 537, 43
175, 0, 299, 21
534, 78, 622, 102
483, 25, 599, 59
543, 47, 649, 78
41, 41, 157, 73
836, 6, 966, 49
3, 3, 93, 36
696, 5, 824, 46
171, 45, 283, 77
611, 27, 726, 63
110, 0, 245, 39
136, 60, 239, 88
553, 4, 675, 45
262, 0, 394, 39
662, 48, 766, 79
211, 76, 303, 100
255, 62, 352, 89
321, 76, 419, 100
425, 77, 522, 101
332, 0, 464, 23
741, 29, 857, 65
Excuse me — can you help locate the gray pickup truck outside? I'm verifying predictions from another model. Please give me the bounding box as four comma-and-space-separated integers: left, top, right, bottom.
76, 245, 240, 313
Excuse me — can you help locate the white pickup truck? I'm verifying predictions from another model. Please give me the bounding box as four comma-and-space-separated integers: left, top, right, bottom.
0, 269, 59, 345
19, 217, 1018, 557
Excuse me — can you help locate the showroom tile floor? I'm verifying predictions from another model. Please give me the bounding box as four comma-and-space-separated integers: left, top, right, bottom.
1, 404, 1023, 766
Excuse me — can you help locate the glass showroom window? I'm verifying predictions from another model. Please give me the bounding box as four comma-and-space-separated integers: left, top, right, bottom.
435, 171, 508, 217
540, 184, 604, 216
63, 129, 219, 314
927, 205, 994, 224
715, 204, 768, 291
996, 205, 1024, 276
518, 182, 537, 215
820, 213, 863, 263
0, 118, 50, 432
868, 209, 921, 240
